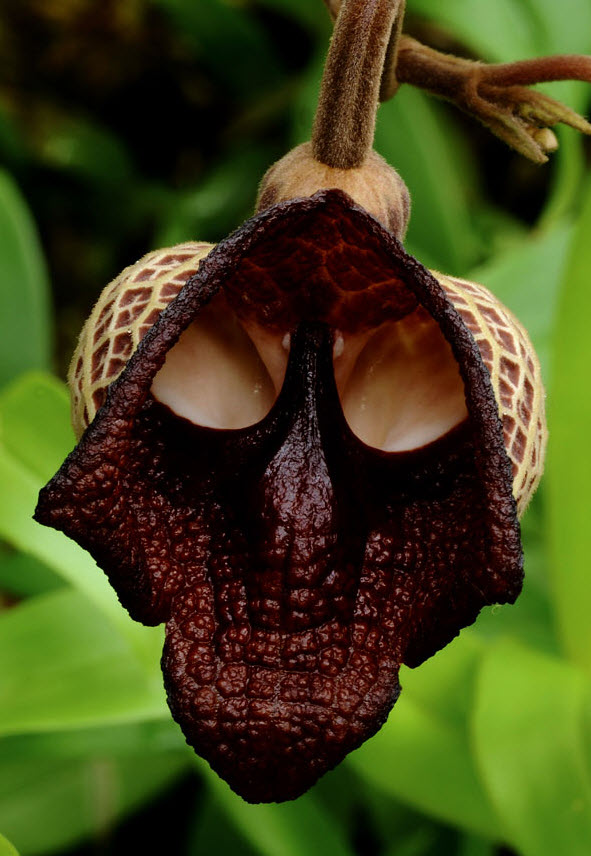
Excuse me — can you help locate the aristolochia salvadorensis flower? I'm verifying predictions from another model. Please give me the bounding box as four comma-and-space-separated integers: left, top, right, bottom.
36, 0, 591, 802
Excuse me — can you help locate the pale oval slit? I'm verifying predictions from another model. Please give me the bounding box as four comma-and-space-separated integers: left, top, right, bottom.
336, 306, 468, 451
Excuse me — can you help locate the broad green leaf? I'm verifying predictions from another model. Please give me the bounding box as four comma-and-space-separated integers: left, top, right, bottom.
154, 147, 273, 247
0, 720, 183, 763
0, 589, 167, 736
542, 129, 587, 229
0, 172, 51, 387
0, 753, 187, 856
0, 551, 62, 599
0, 445, 155, 653
475, 496, 557, 655
395, 632, 484, 728
408, 0, 543, 60
348, 635, 501, 840
199, 757, 354, 856
547, 179, 591, 671
475, 563, 557, 656
153, 0, 283, 98
519, 0, 591, 54
0, 380, 161, 660
349, 695, 499, 840
0, 832, 18, 856
375, 87, 482, 274
472, 639, 591, 856
366, 786, 455, 856
0, 372, 74, 484
382, 829, 440, 856
457, 835, 496, 856
189, 792, 261, 856
39, 119, 135, 188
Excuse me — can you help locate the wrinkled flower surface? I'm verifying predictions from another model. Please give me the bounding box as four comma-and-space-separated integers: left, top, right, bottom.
36, 190, 522, 802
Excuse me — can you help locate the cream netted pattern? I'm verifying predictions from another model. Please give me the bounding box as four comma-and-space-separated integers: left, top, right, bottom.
434, 272, 547, 517
69, 241, 214, 438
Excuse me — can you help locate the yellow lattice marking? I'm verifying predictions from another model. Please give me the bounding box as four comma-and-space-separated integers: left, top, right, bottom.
433, 272, 547, 517
69, 241, 215, 439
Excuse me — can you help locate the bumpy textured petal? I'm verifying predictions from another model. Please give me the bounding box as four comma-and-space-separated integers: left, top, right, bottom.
36, 190, 522, 803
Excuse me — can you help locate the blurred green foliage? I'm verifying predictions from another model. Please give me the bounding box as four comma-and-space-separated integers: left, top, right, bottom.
0, 1, 591, 854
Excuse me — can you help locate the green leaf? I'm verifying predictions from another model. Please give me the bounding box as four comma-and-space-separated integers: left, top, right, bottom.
39, 119, 135, 189
366, 786, 455, 856
348, 635, 501, 840
154, 148, 273, 247
0, 753, 188, 856
475, 496, 557, 657
382, 829, 440, 856
198, 757, 354, 856
189, 792, 261, 856
0, 372, 74, 484
474, 559, 557, 657
457, 834, 496, 856
0, 589, 167, 737
408, 0, 544, 60
375, 87, 482, 274
0, 832, 18, 856
396, 632, 484, 728
0, 442, 148, 648
547, 179, 591, 671
472, 638, 591, 856
0, 172, 51, 388
0, 376, 159, 658
0, 551, 62, 599
520, 0, 591, 54
153, 0, 283, 98
0, 720, 183, 763
542, 127, 587, 229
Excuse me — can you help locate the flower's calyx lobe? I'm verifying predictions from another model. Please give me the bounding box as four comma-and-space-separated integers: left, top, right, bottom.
35, 191, 522, 803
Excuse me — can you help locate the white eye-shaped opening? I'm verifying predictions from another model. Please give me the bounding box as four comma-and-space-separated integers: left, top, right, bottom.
336, 306, 468, 452
151, 293, 289, 429
152, 296, 467, 445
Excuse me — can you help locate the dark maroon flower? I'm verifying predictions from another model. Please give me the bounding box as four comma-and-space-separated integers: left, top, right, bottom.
36, 190, 524, 802
33, 0, 572, 802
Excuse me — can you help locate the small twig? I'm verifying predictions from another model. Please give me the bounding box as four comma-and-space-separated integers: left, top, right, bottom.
396, 37, 591, 163
322, 2, 591, 163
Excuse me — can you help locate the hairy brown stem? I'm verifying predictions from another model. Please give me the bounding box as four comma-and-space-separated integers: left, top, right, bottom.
320, 2, 591, 161
396, 38, 591, 93
322, 0, 405, 105
312, 0, 405, 169
479, 54, 591, 86
397, 38, 591, 161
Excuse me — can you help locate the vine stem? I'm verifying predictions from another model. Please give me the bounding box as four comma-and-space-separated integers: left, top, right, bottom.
312, 0, 405, 169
